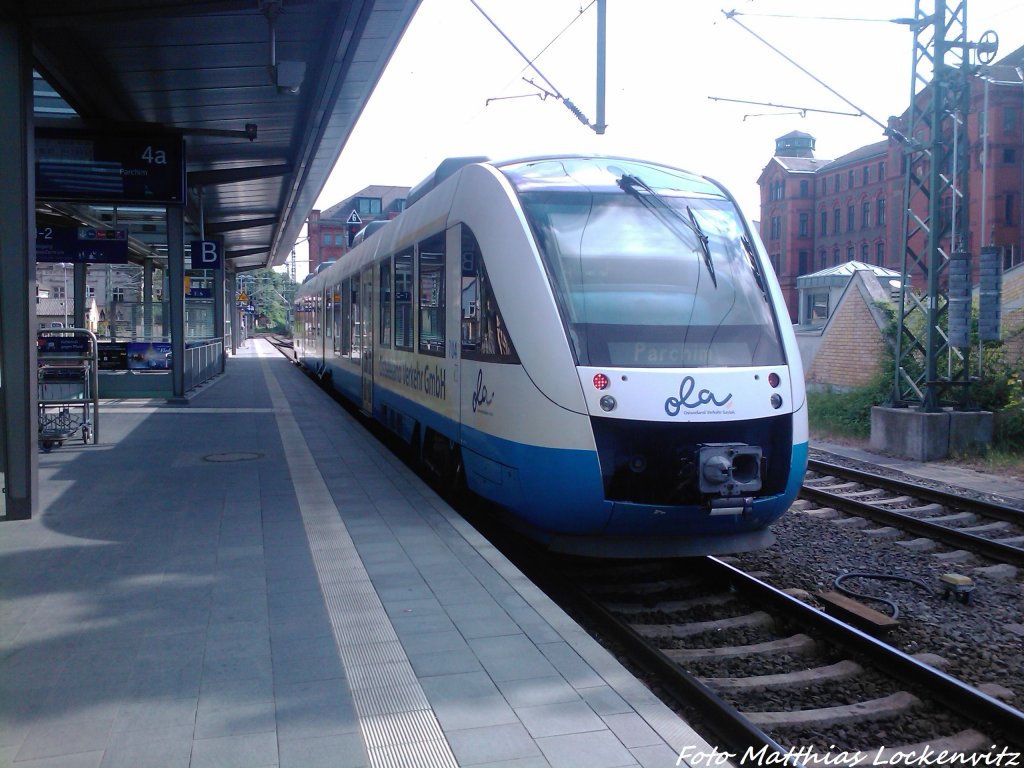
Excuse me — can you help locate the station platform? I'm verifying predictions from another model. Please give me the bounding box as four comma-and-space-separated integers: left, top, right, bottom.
1, 337, 711, 768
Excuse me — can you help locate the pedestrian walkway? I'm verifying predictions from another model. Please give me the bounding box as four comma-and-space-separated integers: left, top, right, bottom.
0, 337, 711, 768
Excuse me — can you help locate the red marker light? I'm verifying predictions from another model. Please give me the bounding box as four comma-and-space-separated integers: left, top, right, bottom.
768, 372, 781, 388
593, 373, 610, 390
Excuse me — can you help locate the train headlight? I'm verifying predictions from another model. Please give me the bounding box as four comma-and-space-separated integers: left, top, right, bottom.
593, 373, 610, 390
599, 395, 617, 412
770, 393, 783, 409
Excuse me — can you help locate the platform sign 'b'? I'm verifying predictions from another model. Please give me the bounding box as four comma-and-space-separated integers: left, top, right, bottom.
191, 240, 222, 270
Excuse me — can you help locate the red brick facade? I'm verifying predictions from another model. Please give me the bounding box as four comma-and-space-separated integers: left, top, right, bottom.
760, 47, 1024, 322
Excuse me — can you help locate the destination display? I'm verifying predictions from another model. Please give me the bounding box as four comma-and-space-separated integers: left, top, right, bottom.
36, 225, 129, 264
35, 127, 185, 205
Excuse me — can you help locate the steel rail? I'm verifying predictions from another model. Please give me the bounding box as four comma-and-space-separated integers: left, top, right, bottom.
700, 557, 1024, 740
807, 457, 1024, 521
801, 467, 1024, 567
545, 568, 798, 765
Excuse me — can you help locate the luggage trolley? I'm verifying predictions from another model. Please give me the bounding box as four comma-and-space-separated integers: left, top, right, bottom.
37, 328, 100, 452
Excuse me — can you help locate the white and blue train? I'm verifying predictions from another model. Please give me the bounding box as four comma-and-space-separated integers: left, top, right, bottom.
293, 155, 808, 557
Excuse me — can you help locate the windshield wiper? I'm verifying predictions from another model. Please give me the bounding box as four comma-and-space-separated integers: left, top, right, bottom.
741, 235, 768, 302
617, 173, 717, 287
687, 205, 716, 288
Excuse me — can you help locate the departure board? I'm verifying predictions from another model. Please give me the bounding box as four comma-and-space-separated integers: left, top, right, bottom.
35, 127, 185, 205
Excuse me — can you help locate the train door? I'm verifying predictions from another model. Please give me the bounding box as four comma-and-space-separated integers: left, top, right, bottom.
360, 267, 374, 414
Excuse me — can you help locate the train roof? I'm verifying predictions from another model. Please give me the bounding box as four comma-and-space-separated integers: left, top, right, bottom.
404, 154, 725, 211
296, 153, 736, 299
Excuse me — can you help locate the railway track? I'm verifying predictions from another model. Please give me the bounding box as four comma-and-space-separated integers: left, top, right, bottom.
802, 459, 1024, 568
551, 556, 1024, 761
261, 332, 296, 362
270, 338, 1024, 757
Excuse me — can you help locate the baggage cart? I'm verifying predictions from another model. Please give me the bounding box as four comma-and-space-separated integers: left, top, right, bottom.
37, 328, 99, 452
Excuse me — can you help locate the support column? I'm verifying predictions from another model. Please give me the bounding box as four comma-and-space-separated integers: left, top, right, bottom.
229, 270, 239, 355
143, 258, 154, 339
73, 263, 86, 329
167, 206, 186, 401
0, 19, 37, 519
213, 258, 225, 371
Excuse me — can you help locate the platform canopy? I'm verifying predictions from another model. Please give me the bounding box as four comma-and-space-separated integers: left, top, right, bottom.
5, 0, 422, 270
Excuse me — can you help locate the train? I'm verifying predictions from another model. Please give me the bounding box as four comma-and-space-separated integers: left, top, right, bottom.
292, 155, 808, 557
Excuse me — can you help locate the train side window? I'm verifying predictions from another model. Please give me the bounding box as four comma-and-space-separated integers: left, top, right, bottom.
333, 284, 343, 355
340, 277, 351, 356
418, 233, 445, 356
380, 257, 392, 348
324, 291, 333, 341
460, 226, 518, 363
349, 274, 361, 360
395, 248, 413, 350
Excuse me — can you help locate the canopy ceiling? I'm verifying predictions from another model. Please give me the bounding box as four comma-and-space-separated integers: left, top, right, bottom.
4, 0, 421, 270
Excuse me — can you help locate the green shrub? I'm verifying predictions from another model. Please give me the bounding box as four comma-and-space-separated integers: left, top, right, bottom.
807, 384, 883, 439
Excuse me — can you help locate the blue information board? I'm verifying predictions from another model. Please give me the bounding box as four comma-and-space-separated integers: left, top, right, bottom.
36, 226, 129, 263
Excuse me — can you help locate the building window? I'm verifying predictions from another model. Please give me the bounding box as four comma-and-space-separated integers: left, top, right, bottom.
833, 248, 840, 266
86, 286, 96, 299
847, 205, 855, 232
770, 216, 781, 240
861, 243, 869, 261
1003, 148, 1017, 164
820, 210, 827, 236
847, 246, 854, 262
1003, 106, 1018, 134
806, 292, 829, 324
834, 174, 840, 192
878, 161, 885, 180
876, 242, 885, 266
848, 170, 855, 189
799, 180, 809, 198
819, 249, 827, 270
355, 197, 382, 215
1004, 244, 1023, 271
53, 285, 66, 299
798, 250, 810, 275
877, 197, 886, 226
799, 212, 809, 237
112, 287, 125, 302
770, 253, 781, 274
334, 234, 345, 245
863, 166, 870, 185
834, 208, 841, 233
862, 201, 870, 229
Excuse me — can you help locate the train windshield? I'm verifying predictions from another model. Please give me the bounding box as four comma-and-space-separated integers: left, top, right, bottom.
502, 158, 785, 368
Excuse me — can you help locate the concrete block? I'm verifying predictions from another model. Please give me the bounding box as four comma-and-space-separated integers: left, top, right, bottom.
870, 407, 950, 461
948, 410, 993, 456
870, 407, 993, 461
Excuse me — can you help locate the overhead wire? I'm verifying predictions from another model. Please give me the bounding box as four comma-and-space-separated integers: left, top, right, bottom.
470, 0, 596, 128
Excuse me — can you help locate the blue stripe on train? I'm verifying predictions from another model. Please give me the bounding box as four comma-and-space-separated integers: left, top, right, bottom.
317, 356, 808, 540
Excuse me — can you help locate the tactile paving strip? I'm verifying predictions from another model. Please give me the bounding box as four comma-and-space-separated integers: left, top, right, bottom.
260, 352, 457, 768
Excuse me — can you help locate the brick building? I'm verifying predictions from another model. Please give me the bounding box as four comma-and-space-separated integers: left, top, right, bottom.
760, 45, 1024, 323
306, 185, 410, 274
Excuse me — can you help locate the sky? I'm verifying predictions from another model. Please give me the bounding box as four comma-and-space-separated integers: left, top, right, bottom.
290, 0, 1024, 276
